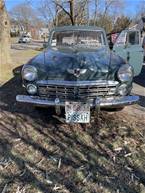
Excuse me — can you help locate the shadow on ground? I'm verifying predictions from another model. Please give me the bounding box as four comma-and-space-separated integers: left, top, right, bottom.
138, 95, 145, 108
134, 65, 145, 88
0, 68, 145, 193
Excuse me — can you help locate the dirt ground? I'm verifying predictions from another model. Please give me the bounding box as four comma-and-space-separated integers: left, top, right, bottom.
0, 45, 145, 193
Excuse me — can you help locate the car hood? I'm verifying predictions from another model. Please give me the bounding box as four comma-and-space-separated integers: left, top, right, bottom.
26, 47, 125, 81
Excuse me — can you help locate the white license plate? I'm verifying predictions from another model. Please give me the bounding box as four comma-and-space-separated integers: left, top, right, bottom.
65, 101, 90, 123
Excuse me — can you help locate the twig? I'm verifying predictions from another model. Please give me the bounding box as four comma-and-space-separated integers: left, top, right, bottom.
36, 157, 45, 166
124, 153, 132, 157
77, 165, 86, 171
58, 158, 61, 169
13, 138, 21, 142
114, 147, 123, 152
138, 131, 144, 138
49, 156, 57, 162
83, 172, 92, 183
53, 184, 61, 191
1, 184, 8, 193
125, 166, 132, 172
19, 168, 27, 177
112, 155, 116, 162
45, 171, 53, 184
140, 144, 145, 147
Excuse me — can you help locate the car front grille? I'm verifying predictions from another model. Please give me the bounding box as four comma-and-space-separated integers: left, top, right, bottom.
37, 80, 118, 100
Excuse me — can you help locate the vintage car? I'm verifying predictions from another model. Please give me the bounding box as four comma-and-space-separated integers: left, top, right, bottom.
16, 26, 143, 123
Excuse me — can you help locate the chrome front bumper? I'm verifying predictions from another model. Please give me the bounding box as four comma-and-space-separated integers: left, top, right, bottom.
16, 95, 139, 108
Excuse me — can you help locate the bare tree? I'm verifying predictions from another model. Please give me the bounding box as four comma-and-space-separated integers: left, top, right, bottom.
37, 0, 57, 28
113, 16, 131, 32
92, 0, 125, 26
38, 0, 89, 27
0, 0, 11, 82
54, 0, 75, 25
93, 0, 100, 25
55, 0, 89, 25
136, 0, 145, 17
74, 0, 89, 25
10, 1, 40, 31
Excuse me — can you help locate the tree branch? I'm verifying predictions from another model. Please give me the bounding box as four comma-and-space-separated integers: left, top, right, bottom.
53, 0, 74, 25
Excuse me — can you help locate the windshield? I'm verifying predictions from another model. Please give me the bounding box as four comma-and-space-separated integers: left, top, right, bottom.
21, 36, 29, 38
50, 30, 106, 48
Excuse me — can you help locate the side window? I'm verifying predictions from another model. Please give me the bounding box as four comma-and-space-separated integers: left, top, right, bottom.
127, 31, 140, 45
115, 31, 126, 45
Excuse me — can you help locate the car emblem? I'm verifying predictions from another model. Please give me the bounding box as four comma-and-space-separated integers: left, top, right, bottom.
67, 68, 87, 77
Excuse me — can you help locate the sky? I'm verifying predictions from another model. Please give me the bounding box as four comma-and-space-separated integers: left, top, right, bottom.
5, 0, 144, 17
5, 0, 24, 10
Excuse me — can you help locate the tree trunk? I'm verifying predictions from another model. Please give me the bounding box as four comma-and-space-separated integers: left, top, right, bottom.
0, 0, 11, 82
69, 0, 75, 25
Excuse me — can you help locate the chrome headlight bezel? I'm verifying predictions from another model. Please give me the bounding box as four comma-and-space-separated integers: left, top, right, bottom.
22, 66, 37, 81
27, 84, 37, 95
118, 84, 128, 96
117, 64, 133, 82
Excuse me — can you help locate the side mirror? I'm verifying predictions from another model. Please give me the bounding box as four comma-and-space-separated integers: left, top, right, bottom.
43, 42, 48, 49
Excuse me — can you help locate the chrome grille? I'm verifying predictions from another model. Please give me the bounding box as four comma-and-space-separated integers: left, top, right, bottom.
37, 80, 118, 100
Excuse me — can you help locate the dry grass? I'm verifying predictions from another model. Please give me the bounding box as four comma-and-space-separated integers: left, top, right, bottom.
11, 49, 40, 68
0, 49, 40, 84
0, 107, 145, 193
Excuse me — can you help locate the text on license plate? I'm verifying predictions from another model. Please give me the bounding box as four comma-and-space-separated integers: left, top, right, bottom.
65, 102, 90, 123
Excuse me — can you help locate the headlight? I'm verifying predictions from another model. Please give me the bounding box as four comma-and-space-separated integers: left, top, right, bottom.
117, 65, 133, 82
22, 66, 37, 81
118, 84, 127, 96
27, 84, 37, 95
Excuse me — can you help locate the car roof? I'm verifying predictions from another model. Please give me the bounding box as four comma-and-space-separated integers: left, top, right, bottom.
52, 25, 104, 32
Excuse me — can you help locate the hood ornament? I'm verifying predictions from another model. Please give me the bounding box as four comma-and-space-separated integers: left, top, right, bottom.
67, 68, 87, 78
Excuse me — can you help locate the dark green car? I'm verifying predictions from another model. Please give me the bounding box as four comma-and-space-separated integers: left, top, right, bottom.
16, 26, 142, 123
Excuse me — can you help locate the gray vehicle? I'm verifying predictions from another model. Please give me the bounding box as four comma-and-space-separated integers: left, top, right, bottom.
16, 26, 142, 123
18, 35, 31, 43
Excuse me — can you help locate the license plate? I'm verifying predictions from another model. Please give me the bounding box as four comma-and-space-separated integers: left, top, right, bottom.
65, 101, 90, 123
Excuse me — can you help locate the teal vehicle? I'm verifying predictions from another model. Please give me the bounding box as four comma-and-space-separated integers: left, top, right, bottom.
113, 29, 143, 76
16, 26, 140, 123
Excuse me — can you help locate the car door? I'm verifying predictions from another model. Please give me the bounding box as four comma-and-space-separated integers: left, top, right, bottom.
113, 29, 143, 76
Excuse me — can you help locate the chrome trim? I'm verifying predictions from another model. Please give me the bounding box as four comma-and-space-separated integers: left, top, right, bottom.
37, 80, 119, 100
37, 80, 119, 86
16, 95, 139, 108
